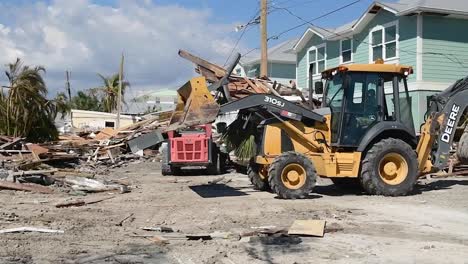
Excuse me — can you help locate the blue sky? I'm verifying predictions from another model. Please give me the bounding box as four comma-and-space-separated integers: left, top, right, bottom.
0, 0, 395, 104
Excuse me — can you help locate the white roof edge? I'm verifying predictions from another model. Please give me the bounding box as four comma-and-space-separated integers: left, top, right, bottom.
292, 28, 325, 52
351, 2, 398, 33
71, 109, 139, 119
397, 6, 468, 17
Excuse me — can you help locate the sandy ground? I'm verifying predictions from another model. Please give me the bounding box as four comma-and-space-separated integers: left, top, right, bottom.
0, 161, 467, 264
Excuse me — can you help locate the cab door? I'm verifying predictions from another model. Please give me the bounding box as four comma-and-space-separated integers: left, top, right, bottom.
338, 72, 382, 146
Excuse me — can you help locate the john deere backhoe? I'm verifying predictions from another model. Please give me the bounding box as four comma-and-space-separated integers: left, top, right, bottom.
168, 53, 468, 199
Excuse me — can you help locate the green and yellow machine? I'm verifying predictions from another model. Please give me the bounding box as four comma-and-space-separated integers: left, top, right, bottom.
168, 54, 468, 199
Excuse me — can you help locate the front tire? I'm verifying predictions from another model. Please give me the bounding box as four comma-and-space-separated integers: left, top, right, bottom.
360, 138, 418, 196
268, 152, 316, 199
247, 159, 270, 191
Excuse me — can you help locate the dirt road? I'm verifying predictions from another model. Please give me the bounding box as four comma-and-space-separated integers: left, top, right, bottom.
0, 161, 467, 264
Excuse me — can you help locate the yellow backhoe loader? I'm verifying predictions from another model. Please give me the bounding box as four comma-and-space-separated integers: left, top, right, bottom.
168, 54, 468, 199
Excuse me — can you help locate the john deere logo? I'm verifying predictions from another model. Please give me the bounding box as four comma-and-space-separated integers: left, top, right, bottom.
441, 104, 460, 143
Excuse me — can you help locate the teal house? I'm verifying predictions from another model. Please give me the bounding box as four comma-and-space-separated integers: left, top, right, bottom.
236, 38, 297, 85
293, 0, 468, 129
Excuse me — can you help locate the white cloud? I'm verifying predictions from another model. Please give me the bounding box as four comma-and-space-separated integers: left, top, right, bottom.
0, 0, 240, 98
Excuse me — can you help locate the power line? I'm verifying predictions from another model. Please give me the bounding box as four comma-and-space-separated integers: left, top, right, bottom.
268, 0, 362, 41
241, 0, 361, 56
223, 6, 261, 66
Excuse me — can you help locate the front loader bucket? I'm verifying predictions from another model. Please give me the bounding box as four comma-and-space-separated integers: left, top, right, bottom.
166, 76, 220, 131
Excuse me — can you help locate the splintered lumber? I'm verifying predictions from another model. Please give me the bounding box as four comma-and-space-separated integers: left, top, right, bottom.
179, 49, 226, 78
55, 196, 115, 208
10, 169, 57, 176
0, 181, 54, 194
0, 137, 22, 150
0, 227, 64, 234
288, 220, 326, 237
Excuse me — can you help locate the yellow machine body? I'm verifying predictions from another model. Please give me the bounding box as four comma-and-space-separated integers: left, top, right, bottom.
254, 116, 362, 178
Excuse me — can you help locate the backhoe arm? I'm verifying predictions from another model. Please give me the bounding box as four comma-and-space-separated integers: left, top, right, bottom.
417, 77, 468, 172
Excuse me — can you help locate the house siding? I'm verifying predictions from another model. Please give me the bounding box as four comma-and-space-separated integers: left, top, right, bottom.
296, 35, 324, 88
399, 15, 417, 83
268, 63, 296, 79
422, 16, 468, 83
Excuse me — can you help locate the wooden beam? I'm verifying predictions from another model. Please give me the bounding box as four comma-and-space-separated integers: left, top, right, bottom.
178, 50, 226, 77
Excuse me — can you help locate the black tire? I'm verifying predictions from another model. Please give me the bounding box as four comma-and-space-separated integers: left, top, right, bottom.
457, 131, 468, 164
161, 143, 172, 176
360, 138, 418, 196
268, 151, 316, 199
330, 178, 362, 190
247, 159, 270, 191
206, 147, 222, 175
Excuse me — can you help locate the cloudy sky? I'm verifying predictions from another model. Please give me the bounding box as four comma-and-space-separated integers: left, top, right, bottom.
0, 0, 377, 99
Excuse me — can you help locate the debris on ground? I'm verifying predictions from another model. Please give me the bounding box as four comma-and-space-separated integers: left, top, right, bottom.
0, 227, 64, 234
55, 196, 115, 208
288, 220, 326, 237
0, 112, 169, 198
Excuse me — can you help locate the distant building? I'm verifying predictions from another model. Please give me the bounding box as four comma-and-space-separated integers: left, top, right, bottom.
71, 109, 141, 131
235, 38, 298, 85
128, 89, 177, 114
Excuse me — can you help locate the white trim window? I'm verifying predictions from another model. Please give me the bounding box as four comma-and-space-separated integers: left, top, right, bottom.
340, 38, 353, 64
307, 44, 326, 79
369, 21, 399, 62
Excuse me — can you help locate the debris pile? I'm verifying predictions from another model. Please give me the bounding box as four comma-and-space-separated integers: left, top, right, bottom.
179, 49, 321, 108
0, 113, 168, 195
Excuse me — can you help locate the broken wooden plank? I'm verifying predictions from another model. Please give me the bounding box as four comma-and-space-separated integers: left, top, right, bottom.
55, 196, 115, 208
178, 49, 226, 78
288, 220, 326, 237
0, 181, 53, 194
0, 137, 22, 150
0, 227, 64, 234
10, 169, 57, 176
141, 226, 174, 232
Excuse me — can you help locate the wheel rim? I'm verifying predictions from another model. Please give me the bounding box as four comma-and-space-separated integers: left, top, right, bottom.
259, 166, 268, 180
378, 153, 408, 185
281, 163, 306, 190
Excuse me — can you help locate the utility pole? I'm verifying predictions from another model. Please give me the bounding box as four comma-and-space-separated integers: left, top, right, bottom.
116, 53, 124, 129
65, 70, 71, 102
260, 0, 268, 77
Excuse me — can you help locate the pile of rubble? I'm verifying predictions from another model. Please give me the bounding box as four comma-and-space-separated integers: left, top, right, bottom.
0, 113, 168, 195
179, 50, 321, 108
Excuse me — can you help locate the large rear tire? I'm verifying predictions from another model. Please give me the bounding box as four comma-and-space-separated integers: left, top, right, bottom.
360, 138, 418, 196
247, 159, 270, 191
457, 131, 468, 164
268, 152, 316, 199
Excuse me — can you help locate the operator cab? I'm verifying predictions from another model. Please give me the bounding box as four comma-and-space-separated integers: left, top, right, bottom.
321, 63, 415, 148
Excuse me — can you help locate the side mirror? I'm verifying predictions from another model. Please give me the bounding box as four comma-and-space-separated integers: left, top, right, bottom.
314, 81, 324, 94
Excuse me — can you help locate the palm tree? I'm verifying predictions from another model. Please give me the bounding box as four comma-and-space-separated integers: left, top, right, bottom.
97, 73, 129, 113
52, 92, 71, 119
71, 89, 102, 111
1, 58, 58, 141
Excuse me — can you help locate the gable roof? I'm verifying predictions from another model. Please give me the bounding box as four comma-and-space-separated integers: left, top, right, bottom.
293, 0, 468, 52
242, 38, 298, 65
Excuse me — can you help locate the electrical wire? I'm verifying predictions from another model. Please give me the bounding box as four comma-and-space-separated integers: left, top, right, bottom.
241, 0, 361, 57
268, 0, 362, 41
223, 5, 261, 66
